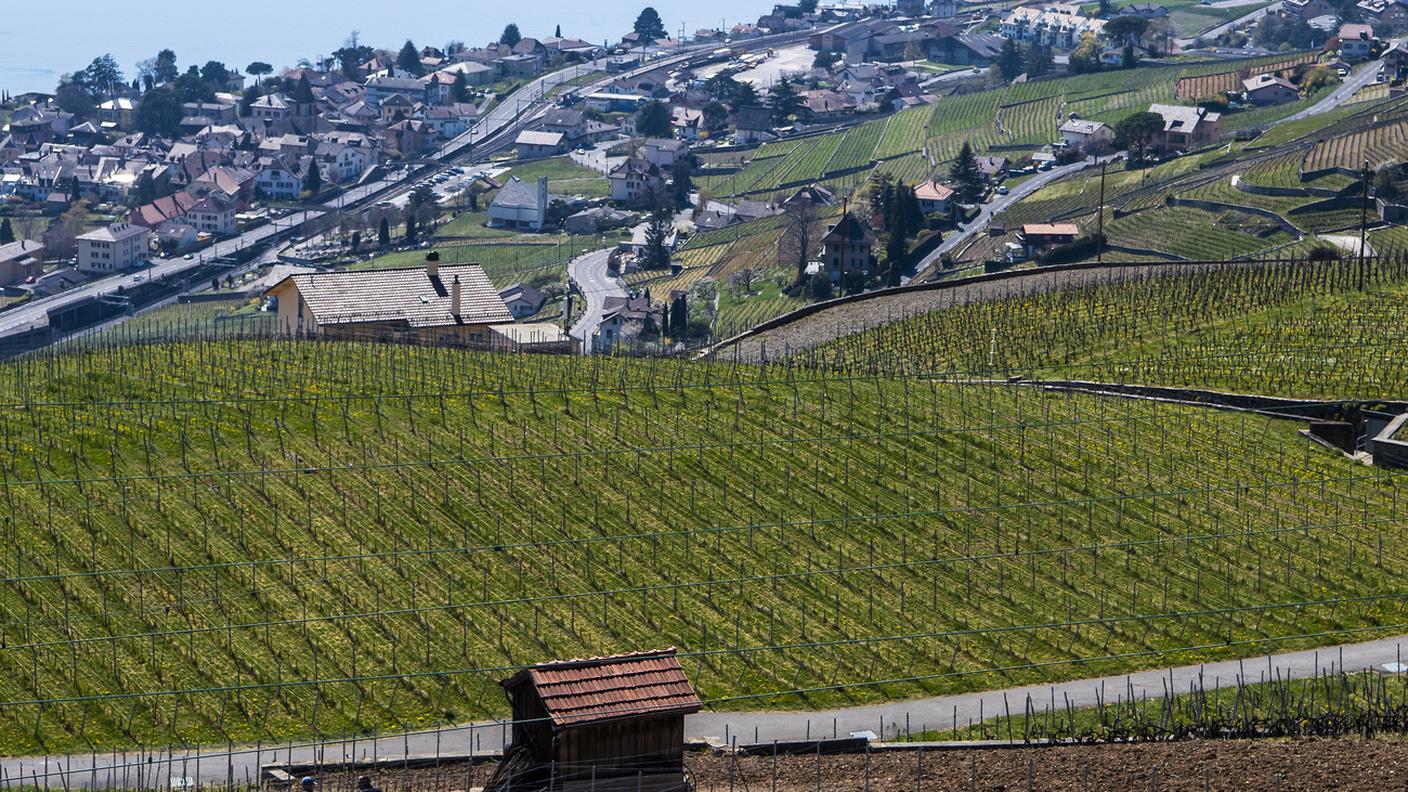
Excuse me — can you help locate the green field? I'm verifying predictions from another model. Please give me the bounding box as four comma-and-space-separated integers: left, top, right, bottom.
352, 237, 597, 288
504, 156, 610, 198
1, 330, 1405, 753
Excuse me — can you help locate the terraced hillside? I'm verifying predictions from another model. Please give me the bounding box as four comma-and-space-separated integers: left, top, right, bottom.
0, 335, 1404, 754
819, 255, 1408, 399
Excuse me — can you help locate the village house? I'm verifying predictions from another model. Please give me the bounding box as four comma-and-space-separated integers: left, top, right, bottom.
129, 192, 201, 228
420, 105, 477, 139
914, 179, 955, 217
816, 211, 876, 284
76, 222, 150, 274
1282, 0, 1336, 19
1384, 39, 1408, 79
1018, 222, 1079, 257
639, 138, 689, 170
97, 98, 137, 128
733, 105, 776, 144
249, 93, 294, 122
595, 295, 654, 352
1119, 2, 1170, 17
265, 252, 514, 343
1148, 103, 1221, 153
540, 108, 588, 145
385, 119, 433, 157
498, 282, 548, 318
1338, 23, 1377, 60
1242, 73, 1300, 105
496, 53, 544, 78
1059, 119, 1114, 151
365, 75, 430, 106
0, 239, 43, 286
255, 157, 306, 199
487, 176, 551, 231
514, 130, 567, 158
608, 157, 665, 207
187, 194, 237, 236
1358, 0, 1408, 34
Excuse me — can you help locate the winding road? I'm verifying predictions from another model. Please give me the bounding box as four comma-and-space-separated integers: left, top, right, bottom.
566, 248, 625, 353
5, 632, 1408, 787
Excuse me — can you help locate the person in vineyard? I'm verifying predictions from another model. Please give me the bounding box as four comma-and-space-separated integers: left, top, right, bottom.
355, 776, 381, 792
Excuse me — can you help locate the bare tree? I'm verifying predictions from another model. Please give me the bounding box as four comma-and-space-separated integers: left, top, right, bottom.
778, 198, 821, 285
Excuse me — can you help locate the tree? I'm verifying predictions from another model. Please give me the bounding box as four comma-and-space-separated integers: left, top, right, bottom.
669, 293, 688, 337
813, 49, 838, 70
641, 193, 672, 269
779, 198, 820, 284
799, 0, 818, 12
132, 171, 157, 206
404, 213, 418, 243
501, 24, 523, 48
173, 68, 214, 103
769, 76, 801, 124
154, 49, 179, 85
378, 217, 391, 247
635, 100, 673, 137
671, 155, 694, 208
350, 230, 362, 253
1121, 44, 1138, 69
397, 40, 423, 76
333, 32, 374, 79
730, 80, 760, 111
291, 73, 316, 105
0, 219, 12, 245
1252, 14, 1313, 50
704, 72, 740, 101
1068, 32, 1102, 74
54, 76, 97, 117
247, 61, 273, 84
809, 272, 833, 300
43, 200, 89, 259
701, 101, 729, 132
998, 37, 1023, 81
135, 87, 184, 137
451, 71, 471, 103
1375, 163, 1399, 201
948, 141, 985, 203
1024, 44, 1053, 76
1114, 110, 1163, 159
1105, 15, 1149, 46
80, 54, 124, 98
201, 61, 230, 86
634, 7, 668, 42
240, 83, 260, 117
306, 160, 323, 196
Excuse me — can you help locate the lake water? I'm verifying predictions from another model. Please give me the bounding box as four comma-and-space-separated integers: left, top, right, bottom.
1, 0, 770, 96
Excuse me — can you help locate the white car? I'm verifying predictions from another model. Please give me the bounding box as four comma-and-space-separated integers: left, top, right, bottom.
996, 185, 1009, 195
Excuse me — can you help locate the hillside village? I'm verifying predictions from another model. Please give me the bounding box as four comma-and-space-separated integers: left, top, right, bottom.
0, 0, 1405, 355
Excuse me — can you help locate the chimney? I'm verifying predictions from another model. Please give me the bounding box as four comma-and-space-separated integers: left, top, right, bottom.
426, 249, 440, 279
451, 275, 462, 319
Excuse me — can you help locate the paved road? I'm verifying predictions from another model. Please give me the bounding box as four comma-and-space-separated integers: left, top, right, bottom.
911, 155, 1116, 280
1283, 59, 1384, 125
566, 248, 624, 352
7, 631, 1408, 787
1174, 1, 1281, 48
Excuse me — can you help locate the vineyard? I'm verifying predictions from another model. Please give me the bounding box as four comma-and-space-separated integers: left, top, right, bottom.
1102, 206, 1294, 260
1, 331, 1406, 756
1173, 53, 1318, 100
819, 255, 1408, 399
1303, 119, 1408, 174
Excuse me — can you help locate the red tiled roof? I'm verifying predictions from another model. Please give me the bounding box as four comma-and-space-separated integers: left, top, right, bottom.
507, 649, 702, 729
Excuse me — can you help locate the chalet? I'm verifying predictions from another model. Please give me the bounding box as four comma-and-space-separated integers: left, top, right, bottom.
608, 157, 665, 207
1148, 103, 1221, 153
1059, 119, 1113, 151
976, 155, 1010, 181
914, 179, 955, 216
816, 211, 876, 285
1385, 39, 1408, 80
801, 89, 858, 121
1358, 0, 1408, 34
515, 130, 567, 158
595, 295, 654, 352
76, 222, 150, 274
265, 252, 513, 343
671, 106, 705, 140
0, 240, 43, 286
1242, 73, 1300, 105
487, 176, 551, 231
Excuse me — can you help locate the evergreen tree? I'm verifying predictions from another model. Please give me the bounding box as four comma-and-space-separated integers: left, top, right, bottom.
555, 24, 562, 37
635, 100, 673, 137
1023, 44, 1053, 77
306, 159, 322, 196
948, 141, 985, 203
240, 83, 259, 116
730, 81, 759, 111
671, 155, 694, 209
634, 7, 668, 42
0, 218, 12, 245
404, 213, 418, 243
998, 38, 1022, 81
500, 24, 522, 47
451, 71, 471, 103
397, 40, 423, 76
292, 74, 316, 105
153, 49, 179, 85
769, 76, 801, 124
378, 217, 391, 247
350, 230, 361, 253
670, 294, 688, 336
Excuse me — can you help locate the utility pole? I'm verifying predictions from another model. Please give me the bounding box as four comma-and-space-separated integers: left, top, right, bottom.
1096, 159, 1107, 264
1358, 158, 1371, 290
